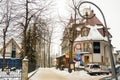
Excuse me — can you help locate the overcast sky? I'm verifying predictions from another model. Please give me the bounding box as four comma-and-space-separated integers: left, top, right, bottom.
53, 0, 120, 54
88, 0, 120, 51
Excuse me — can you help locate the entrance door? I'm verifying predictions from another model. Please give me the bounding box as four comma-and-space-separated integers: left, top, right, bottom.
84, 56, 89, 64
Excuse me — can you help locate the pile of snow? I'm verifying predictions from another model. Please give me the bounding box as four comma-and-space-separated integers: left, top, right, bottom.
0, 69, 21, 80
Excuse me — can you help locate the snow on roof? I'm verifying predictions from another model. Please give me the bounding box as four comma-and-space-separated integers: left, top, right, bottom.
56, 53, 65, 58
75, 25, 108, 42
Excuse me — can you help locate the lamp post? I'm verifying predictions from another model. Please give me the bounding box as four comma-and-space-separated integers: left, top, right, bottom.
68, 27, 73, 73
68, 25, 74, 73
116, 50, 120, 64
78, 1, 118, 80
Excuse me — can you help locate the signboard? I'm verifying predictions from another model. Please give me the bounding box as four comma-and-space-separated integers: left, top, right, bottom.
75, 43, 81, 50
75, 54, 81, 61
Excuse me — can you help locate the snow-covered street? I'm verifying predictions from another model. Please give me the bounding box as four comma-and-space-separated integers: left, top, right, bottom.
29, 68, 68, 80
29, 68, 110, 80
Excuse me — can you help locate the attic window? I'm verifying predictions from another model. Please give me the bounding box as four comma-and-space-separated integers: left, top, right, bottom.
81, 27, 89, 37
11, 43, 16, 58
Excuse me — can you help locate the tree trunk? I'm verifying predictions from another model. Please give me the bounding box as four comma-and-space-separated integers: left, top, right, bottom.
2, 30, 6, 71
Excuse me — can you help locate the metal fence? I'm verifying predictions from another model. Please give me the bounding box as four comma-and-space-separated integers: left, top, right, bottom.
0, 58, 22, 69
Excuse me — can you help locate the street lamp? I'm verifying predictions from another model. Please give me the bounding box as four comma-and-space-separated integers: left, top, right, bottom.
116, 50, 120, 63
78, 1, 118, 80
68, 25, 75, 73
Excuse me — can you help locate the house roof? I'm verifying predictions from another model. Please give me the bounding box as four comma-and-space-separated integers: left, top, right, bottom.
75, 25, 108, 41
61, 9, 112, 47
56, 53, 65, 59
74, 10, 112, 42
0, 38, 22, 53
86, 10, 103, 26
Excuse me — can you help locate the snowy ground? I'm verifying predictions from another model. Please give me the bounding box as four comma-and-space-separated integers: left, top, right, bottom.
0, 69, 21, 80
0, 67, 116, 80
28, 67, 111, 80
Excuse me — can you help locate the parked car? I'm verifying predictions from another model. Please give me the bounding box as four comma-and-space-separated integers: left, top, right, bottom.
85, 63, 100, 75
85, 64, 109, 75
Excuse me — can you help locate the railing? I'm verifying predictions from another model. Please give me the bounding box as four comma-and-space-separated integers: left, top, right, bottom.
75, 48, 92, 53
82, 48, 91, 52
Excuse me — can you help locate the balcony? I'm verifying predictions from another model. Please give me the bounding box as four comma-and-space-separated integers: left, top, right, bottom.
75, 47, 92, 54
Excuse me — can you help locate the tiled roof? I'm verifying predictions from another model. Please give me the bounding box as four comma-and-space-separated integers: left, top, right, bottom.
83, 10, 112, 38
86, 10, 103, 26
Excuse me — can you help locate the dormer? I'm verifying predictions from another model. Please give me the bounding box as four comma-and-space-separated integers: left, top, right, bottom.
81, 26, 89, 37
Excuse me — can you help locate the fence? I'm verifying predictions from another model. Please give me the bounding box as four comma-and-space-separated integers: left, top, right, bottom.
0, 58, 22, 69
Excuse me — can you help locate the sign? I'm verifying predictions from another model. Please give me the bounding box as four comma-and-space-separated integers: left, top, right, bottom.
75, 43, 81, 50
75, 54, 81, 61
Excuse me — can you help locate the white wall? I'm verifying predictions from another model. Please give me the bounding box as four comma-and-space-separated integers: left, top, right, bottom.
93, 54, 101, 62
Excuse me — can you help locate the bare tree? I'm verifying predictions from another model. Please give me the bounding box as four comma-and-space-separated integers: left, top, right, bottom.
28, 11, 56, 67
0, 0, 55, 71
12, 0, 53, 58
11, 0, 54, 69
0, 0, 16, 71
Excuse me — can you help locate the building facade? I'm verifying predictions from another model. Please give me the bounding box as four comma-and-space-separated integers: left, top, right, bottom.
58, 10, 113, 68
0, 38, 22, 69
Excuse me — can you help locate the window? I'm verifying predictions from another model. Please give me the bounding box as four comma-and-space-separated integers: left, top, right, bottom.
11, 43, 16, 58
93, 42, 100, 53
83, 42, 90, 52
81, 28, 89, 37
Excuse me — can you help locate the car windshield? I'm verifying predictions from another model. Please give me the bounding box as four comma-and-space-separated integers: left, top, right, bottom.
92, 65, 100, 68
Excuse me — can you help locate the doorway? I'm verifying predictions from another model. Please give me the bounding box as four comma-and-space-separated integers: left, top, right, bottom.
84, 56, 89, 64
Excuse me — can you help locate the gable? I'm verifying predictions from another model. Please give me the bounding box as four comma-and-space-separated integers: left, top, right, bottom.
0, 38, 22, 58
75, 25, 108, 42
